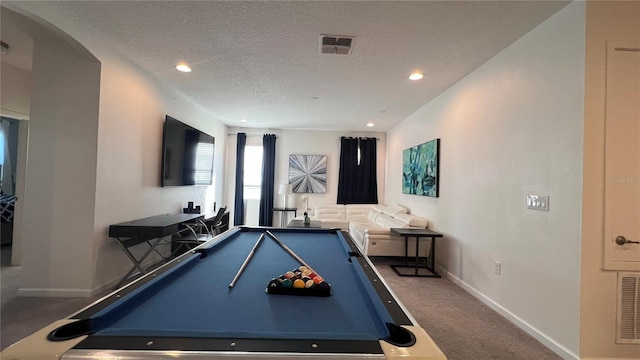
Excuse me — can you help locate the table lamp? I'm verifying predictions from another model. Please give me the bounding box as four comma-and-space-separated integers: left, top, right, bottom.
278, 183, 292, 207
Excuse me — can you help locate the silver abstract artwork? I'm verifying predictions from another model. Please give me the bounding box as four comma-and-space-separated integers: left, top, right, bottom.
289, 155, 327, 193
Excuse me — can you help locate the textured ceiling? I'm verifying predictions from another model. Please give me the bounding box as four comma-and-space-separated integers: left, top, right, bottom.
3, 1, 570, 131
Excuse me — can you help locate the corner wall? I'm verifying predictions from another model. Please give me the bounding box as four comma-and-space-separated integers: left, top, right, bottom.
18, 17, 101, 294
385, 3, 584, 358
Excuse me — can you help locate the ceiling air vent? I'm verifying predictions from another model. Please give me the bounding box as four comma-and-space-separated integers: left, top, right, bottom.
320, 35, 355, 55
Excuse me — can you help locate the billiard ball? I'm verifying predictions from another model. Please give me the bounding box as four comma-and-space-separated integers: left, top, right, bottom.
293, 279, 305, 288
305, 279, 315, 288
281, 279, 293, 287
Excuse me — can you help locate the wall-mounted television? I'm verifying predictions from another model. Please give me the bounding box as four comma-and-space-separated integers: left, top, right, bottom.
161, 115, 215, 187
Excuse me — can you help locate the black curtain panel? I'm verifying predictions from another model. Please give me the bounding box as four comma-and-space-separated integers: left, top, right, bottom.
337, 137, 378, 204
337, 137, 359, 204
357, 137, 378, 204
259, 134, 277, 226
233, 133, 246, 225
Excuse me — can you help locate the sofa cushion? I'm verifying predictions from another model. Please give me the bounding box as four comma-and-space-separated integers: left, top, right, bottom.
348, 220, 372, 251
382, 204, 408, 216
319, 220, 349, 230
373, 213, 408, 229
394, 213, 428, 228
314, 205, 347, 220
368, 209, 380, 223
317, 212, 344, 219
345, 205, 375, 221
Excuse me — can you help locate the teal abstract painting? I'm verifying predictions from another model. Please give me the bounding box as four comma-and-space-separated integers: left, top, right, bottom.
402, 139, 440, 197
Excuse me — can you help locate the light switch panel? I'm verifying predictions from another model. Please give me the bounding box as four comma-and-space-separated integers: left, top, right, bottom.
527, 195, 549, 211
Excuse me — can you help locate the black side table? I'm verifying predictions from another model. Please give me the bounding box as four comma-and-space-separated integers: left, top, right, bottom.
390, 228, 443, 277
287, 219, 321, 228
273, 207, 298, 227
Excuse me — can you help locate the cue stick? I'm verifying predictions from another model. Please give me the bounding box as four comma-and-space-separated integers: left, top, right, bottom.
265, 230, 316, 274
229, 233, 265, 288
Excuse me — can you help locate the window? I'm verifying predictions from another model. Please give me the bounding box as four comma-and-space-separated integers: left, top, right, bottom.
243, 146, 263, 200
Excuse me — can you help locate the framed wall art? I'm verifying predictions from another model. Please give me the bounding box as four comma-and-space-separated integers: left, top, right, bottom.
402, 138, 440, 197
289, 154, 327, 193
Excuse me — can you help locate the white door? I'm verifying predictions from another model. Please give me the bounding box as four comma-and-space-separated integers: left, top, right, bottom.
603, 43, 640, 271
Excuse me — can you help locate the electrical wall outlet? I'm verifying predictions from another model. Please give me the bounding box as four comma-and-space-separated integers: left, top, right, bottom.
526, 195, 549, 211
494, 261, 501, 275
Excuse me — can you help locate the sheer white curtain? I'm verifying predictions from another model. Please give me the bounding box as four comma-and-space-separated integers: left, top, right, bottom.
0, 119, 13, 195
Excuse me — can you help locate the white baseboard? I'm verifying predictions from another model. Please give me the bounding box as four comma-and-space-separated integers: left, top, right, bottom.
89, 276, 122, 296
438, 265, 579, 360
17, 275, 122, 298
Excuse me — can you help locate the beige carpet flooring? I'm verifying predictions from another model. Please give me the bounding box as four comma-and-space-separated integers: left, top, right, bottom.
1, 247, 561, 359
371, 257, 561, 360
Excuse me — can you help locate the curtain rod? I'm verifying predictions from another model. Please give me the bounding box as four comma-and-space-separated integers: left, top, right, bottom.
340, 136, 379, 140
227, 132, 278, 137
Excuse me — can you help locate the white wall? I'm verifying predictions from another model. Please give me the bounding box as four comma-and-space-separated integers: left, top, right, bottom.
8, 3, 228, 294
0, 62, 31, 120
386, 3, 584, 358
225, 129, 385, 226
91, 51, 227, 289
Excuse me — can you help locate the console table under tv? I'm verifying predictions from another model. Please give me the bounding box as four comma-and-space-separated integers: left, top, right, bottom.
108, 213, 204, 288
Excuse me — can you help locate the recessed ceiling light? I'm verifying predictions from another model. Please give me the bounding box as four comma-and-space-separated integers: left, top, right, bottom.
409, 72, 423, 81
176, 63, 192, 72
366, 122, 375, 127
240, 119, 247, 123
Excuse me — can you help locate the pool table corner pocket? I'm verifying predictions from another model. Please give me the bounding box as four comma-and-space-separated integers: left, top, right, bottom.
380, 325, 447, 359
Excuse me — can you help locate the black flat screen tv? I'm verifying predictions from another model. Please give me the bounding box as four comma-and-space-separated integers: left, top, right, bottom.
161, 115, 215, 187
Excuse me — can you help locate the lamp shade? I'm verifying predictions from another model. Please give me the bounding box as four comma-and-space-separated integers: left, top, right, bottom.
278, 183, 292, 195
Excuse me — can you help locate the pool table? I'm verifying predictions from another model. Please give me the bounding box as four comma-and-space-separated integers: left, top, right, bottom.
2, 227, 446, 359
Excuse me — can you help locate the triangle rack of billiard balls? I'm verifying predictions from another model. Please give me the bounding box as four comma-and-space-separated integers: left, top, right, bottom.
266, 266, 331, 297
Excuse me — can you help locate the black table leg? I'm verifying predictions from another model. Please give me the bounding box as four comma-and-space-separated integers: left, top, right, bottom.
404, 236, 409, 266
414, 236, 420, 275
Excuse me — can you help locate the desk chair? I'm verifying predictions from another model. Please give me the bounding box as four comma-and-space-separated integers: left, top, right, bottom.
209, 206, 227, 235
174, 207, 227, 252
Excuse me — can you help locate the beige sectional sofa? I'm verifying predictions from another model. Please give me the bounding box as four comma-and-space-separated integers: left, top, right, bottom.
296, 204, 375, 230
298, 203, 430, 257
348, 204, 430, 257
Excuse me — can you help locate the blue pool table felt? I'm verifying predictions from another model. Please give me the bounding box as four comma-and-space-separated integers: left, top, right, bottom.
92, 228, 395, 341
